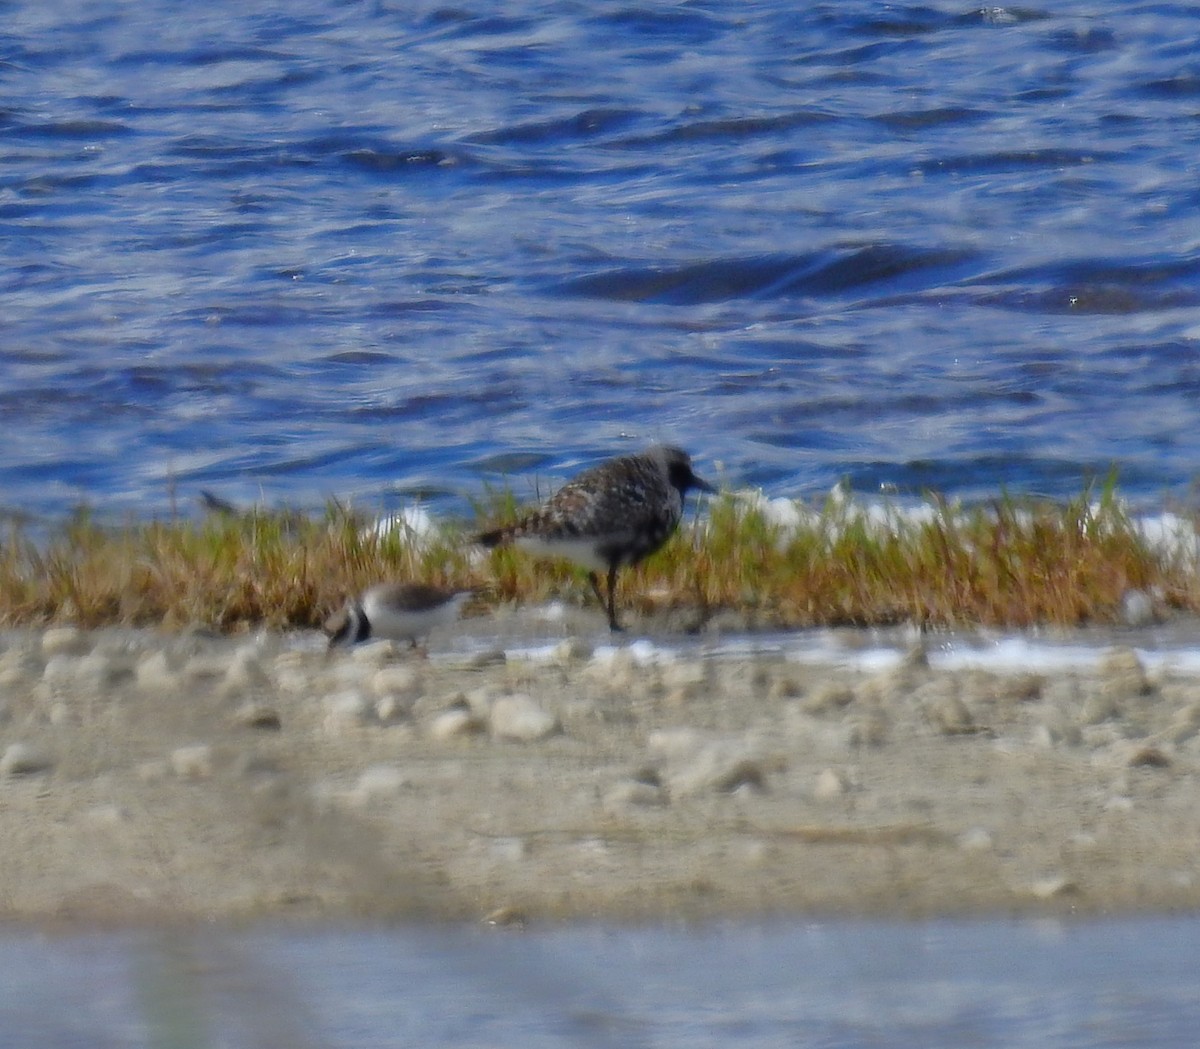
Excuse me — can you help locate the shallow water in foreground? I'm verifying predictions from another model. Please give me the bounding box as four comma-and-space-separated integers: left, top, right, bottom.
5, 919, 1199, 1048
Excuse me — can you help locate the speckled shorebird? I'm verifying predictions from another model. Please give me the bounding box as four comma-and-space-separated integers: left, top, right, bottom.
476, 445, 715, 631
326, 583, 474, 649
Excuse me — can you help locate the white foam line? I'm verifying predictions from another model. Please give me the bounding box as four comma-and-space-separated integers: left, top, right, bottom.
1139, 650, 1200, 675
447, 621, 1200, 679
927, 641, 1106, 674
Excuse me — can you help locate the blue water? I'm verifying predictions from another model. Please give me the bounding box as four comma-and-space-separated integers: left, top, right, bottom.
4, 1, 1200, 521
5, 919, 1200, 1047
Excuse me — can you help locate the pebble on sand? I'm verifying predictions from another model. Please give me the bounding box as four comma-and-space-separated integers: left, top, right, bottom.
221, 647, 270, 696
1099, 647, 1153, 700
1027, 874, 1080, 900
170, 744, 214, 780
489, 694, 560, 742
1120, 588, 1156, 627
136, 650, 179, 692
801, 682, 854, 714
603, 778, 668, 810
551, 637, 593, 665
922, 690, 978, 736
957, 827, 995, 852
427, 705, 485, 741
648, 730, 772, 796
348, 764, 410, 806
232, 702, 282, 731
813, 766, 855, 799
322, 690, 374, 733
0, 742, 52, 776
40, 626, 86, 658
1125, 744, 1171, 768
371, 666, 423, 700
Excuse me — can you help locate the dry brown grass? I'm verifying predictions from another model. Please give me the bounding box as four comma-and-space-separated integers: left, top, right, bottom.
0, 483, 1197, 632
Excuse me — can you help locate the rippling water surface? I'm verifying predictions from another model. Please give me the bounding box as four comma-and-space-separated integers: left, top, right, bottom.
4, 2, 1200, 519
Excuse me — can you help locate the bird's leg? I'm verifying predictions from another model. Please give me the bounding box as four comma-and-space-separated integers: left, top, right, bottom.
587, 570, 606, 610
606, 562, 623, 632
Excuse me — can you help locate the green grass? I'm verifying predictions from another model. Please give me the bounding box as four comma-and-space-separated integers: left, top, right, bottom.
0, 482, 1196, 632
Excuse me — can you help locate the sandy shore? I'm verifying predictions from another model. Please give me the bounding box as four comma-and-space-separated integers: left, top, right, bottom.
2, 613, 1199, 927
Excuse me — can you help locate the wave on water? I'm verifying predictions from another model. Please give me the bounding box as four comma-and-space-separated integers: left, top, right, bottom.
4, 1, 1200, 521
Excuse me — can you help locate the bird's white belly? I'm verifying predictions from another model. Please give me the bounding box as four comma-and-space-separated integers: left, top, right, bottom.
363, 592, 469, 641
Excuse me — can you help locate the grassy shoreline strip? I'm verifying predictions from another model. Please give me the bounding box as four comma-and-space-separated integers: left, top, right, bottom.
0, 485, 1196, 632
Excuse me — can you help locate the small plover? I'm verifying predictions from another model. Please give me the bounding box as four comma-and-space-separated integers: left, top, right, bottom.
326, 583, 474, 649
476, 445, 714, 631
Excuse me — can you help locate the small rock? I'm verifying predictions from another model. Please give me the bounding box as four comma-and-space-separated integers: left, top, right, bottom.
1099, 647, 1153, 700
371, 665, 422, 700
481, 906, 527, 929
489, 694, 560, 742
801, 682, 853, 715
428, 706, 485, 741
82, 803, 129, 827
1001, 674, 1044, 703
958, 827, 994, 852
0, 648, 40, 688
136, 651, 179, 692
923, 691, 977, 736
272, 651, 314, 694
349, 640, 404, 665
1120, 589, 1156, 627
374, 695, 411, 724
1126, 744, 1171, 768
552, 637, 593, 665
1167, 702, 1200, 745
221, 647, 270, 696
1031, 719, 1082, 748
1079, 690, 1120, 725
646, 728, 704, 760
349, 764, 409, 805
1028, 874, 1080, 900
170, 744, 214, 780
75, 651, 132, 688
603, 779, 668, 810
463, 648, 506, 669
41, 655, 79, 689
41, 627, 86, 658
181, 654, 227, 684
768, 675, 804, 701
582, 649, 640, 693
661, 661, 709, 703
0, 742, 52, 776
660, 741, 769, 796
232, 702, 282, 731
465, 686, 501, 717
136, 759, 170, 782
1041, 677, 1083, 707
322, 690, 373, 733
846, 707, 889, 747
813, 766, 853, 799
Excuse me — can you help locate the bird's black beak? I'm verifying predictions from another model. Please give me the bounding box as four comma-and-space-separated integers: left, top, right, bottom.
692, 472, 716, 494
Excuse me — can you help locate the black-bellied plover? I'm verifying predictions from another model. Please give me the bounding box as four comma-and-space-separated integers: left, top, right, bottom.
326, 583, 474, 648
476, 445, 714, 631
